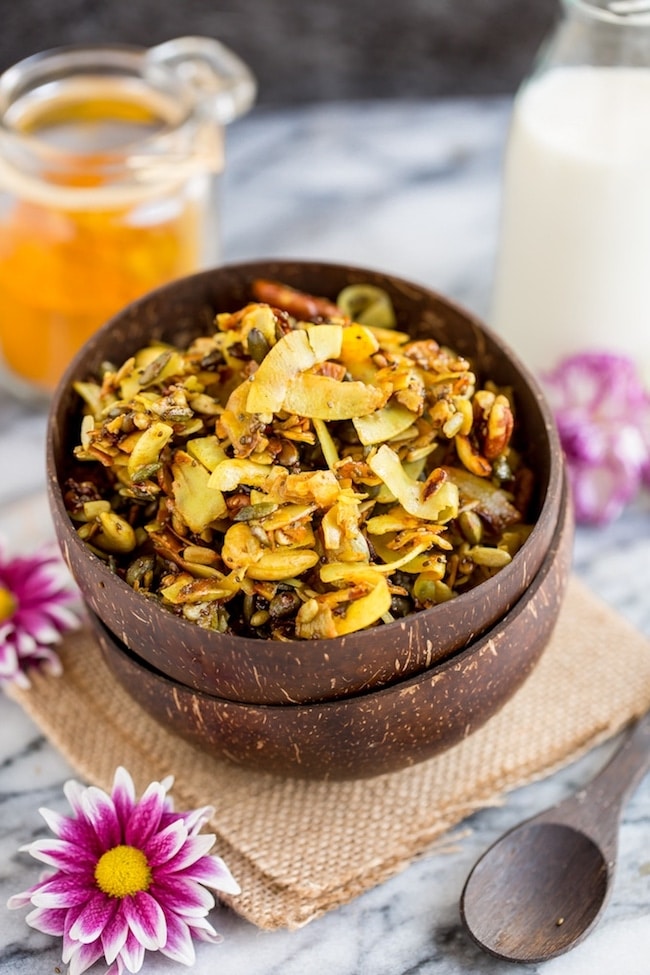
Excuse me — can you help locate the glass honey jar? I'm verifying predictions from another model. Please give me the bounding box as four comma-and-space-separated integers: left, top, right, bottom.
0, 37, 256, 397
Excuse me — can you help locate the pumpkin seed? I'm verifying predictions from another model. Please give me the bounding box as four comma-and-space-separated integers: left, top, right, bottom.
468, 545, 512, 568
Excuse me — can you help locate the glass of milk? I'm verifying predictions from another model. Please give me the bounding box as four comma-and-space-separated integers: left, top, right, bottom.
491, 0, 650, 379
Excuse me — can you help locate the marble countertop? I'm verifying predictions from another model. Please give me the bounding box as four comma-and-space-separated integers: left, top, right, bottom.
1, 97, 649, 975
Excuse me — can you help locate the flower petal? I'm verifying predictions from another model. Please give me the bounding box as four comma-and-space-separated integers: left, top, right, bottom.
40, 804, 102, 855
23, 905, 67, 936
119, 927, 146, 973
124, 890, 167, 950
184, 854, 242, 896
101, 904, 130, 964
165, 804, 213, 835
7, 887, 37, 910
63, 778, 88, 817
15, 613, 62, 644
80, 786, 121, 848
144, 819, 187, 866
69, 891, 118, 943
31, 873, 94, 908
160, 911, 196, 966
124, 782, 166, 846
110, 767, 136, 825
25, 837, 95, 873
161, 832, 214, 871
39, 806, 81, 841
542, 352, 650, 524
186, 913, 223, 944
149, 875, 214, 917
43, 602, 81, 630
62, 902, 88, 960
67, 939, 107, 975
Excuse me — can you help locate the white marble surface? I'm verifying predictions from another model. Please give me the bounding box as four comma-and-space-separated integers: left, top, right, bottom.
1, 97, 649, 975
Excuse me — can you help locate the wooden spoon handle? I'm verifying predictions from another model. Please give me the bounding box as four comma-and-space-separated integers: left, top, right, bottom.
550, 709, 650, 849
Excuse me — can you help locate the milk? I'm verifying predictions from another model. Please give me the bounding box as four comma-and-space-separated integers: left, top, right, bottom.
491, 66, 650, 378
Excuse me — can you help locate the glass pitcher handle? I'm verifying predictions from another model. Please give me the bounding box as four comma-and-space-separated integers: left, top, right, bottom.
146, 36, 256, 124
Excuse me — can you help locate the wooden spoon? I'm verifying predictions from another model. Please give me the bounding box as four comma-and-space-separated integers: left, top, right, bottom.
460, 709, 650, 963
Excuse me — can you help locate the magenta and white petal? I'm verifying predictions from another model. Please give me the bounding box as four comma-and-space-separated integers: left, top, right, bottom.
159, 774, 174, 796
3, 667, 31, 689
43, 602, 81, 630
0, 540, 80, 684
184, 854, 242, 895
69, 891, 119, 943
144, 819, 188, 866
25, 837, 95, 873
0, 639, 20, 676
101, 905, 130, 964
160, 911, 196, 966
542, 353, 650, 524
110, 767, 136, 824
62, 778, 87, 817
162, 831, 215, 872
38, 805, 80, 841
150, 875, 215, 916
15, 630, 37, 654
168, 804, 214, 835
45, 810, 102, 855
124, 890, 167, 950
7, 888, 37, 910
80, 786, 121, 848
186, 914, 224, 944
124, 782, 166, 846
31, 874, 94, 908
67, 938, 107, 975
62, 902, 89, 961
119, 928, 146, 973
23, 905, 67, 936
18, 615, 62, 644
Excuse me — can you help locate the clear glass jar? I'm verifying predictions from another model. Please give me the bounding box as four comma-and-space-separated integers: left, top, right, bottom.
0, 37, 255, 397
490, 0, 650, 379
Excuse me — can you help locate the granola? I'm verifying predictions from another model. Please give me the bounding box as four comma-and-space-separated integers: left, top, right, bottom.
63, 279, 534, 640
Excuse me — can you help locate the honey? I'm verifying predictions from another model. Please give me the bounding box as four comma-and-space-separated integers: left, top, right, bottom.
0, 37, 257, 397
0, 81, 212, 392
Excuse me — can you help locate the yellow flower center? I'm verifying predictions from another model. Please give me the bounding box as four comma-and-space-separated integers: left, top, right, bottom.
0, 585, 17, 624
94, 845, 151, 898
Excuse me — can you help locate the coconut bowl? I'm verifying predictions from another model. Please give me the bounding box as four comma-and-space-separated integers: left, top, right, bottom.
90, 474, 573, 780
47, 260, 565, 706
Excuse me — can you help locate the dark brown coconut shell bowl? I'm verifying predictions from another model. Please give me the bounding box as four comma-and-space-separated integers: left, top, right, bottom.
90, 476, 573, 780
47, 260, 565, 708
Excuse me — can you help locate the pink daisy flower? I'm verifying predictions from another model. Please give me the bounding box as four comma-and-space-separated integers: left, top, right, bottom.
542, 353, 650, 525
0, 541, 80, 687
8, 766, 240, 975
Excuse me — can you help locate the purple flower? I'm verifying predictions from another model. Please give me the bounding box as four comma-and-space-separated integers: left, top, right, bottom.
542, 353, 650, 525
8, 766, 240, 975
0, 541, 80, 687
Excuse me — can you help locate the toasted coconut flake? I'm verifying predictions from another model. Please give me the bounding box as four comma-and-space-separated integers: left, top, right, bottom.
171, 450, 227, 534
283, 371, 386, 420
127, 422, 174, 477
352, 402, 418, 445
368, 445, 459, 522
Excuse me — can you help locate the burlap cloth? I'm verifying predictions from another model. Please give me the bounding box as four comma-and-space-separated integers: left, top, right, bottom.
7, 576, 650, 931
